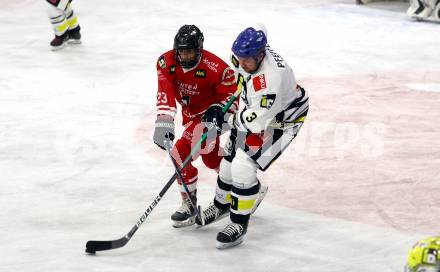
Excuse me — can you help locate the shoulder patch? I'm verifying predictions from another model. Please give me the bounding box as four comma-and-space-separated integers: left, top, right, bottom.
169, 65, 176, 74
260, 94, 276, 109
252, 74, 267, 92
158, 56, 166, 69
195, 69, 206, 78
221, 67, 235, 86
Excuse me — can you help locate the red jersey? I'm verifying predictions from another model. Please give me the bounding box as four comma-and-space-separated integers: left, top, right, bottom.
156, 49, 237, 125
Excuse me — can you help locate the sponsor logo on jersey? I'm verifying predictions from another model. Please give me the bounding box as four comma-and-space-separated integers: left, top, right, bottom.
177, 81, 199, 95
158, 56, 166, 69
253, 74, 267, 92
195, 69, 206, 78
169, 65, 176, 74
202, 58, 219, 72
260, 94, 276, 109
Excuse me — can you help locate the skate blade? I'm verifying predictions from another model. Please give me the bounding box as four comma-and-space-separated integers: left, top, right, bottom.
216, 236, 244, 249
411, 16, 440, 23
68, 39, 82, 45
172, 217, 195, 228
50, 43, 67, 51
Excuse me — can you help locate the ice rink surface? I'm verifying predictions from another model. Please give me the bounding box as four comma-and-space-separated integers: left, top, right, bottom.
1, 0, 440, 271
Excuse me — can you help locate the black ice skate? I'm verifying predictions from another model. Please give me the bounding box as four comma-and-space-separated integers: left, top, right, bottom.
68, 26, 81, 44
195, 202, 230, 227
50, 32, 69, 51
171, 196, 196, 228
216, 222, 248, 249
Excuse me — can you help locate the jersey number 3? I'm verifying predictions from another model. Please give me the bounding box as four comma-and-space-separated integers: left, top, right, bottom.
246, 112, 258, 123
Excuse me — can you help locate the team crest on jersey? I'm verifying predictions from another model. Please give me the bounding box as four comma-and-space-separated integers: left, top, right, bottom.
253, 74, 267, 92
260, 94, 276, 109
169, 65, 176, 74
195, 69, 206, 78
158, 56, 166, 69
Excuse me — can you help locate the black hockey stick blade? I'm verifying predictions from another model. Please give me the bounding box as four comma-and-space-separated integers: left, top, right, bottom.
85, 236, 129, 254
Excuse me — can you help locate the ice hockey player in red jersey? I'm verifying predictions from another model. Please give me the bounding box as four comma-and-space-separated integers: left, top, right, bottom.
153, 25, 237, 228
46, 0, 81, 50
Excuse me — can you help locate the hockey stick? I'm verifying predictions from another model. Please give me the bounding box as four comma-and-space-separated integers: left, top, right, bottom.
85, 76, 244, 254
164, 139, 200, 221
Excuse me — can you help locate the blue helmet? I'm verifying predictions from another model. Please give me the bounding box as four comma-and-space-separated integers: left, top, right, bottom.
232, 27, 267, 58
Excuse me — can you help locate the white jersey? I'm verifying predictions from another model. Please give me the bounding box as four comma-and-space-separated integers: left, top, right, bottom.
231, 45, 309, 134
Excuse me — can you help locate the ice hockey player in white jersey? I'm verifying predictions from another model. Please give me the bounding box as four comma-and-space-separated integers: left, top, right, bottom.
196, 27, 309, 249
407, 0, 440, 22
46, 0, 81, 50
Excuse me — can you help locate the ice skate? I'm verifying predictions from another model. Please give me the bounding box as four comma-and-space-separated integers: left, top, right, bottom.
171, 196, 196, 228
195, 202, 230, 227
50, 32, 68, 51
68, 26, 81, 44
216, 222, 248, 249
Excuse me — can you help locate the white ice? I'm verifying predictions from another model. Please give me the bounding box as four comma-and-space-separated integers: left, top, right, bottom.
1, 0, 440, 271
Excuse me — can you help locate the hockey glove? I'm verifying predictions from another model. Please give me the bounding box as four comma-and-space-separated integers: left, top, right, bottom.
202, 104, 225, 134
153, 115, 175, 150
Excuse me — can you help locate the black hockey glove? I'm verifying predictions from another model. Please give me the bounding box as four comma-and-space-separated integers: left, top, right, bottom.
153, 115, 175, 150
202, 104, 225, 134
